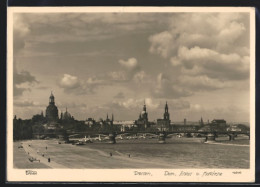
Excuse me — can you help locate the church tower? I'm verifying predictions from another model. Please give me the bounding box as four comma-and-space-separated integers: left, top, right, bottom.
141, 100, 148, 122
164, 101, 170, 120
49, 92, 55, 104
200, 117, 204, 126
111, 113, 114, 126
46, 92, 59, 123
143, 100, 146, 112
157, 101, 171, 131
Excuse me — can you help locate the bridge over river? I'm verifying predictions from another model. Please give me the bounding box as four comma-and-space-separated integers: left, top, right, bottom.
33, 130, 250, 144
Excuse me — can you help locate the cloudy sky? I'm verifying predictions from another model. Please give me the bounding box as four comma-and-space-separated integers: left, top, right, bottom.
13, 12, 251, 122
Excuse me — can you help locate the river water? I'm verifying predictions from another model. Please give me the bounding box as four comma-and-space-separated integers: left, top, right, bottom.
14, 137, 250, 169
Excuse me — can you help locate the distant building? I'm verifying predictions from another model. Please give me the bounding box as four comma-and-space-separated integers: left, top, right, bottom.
156, 102, 171, 131
211, 119, 227, 127
171, 119, 201, 132
85, 118, 96, 127
105, 113, 114, 126
60, 107, 74, 121
171, 125, 199, 132
172, 121, 200, 126
227, 125, 242, 132
44, 123, 62, 130
135, 101, 149, 128
45, 92, 59, 123
113, 120, 135, 132
200, 117, 204, 126
198, 119, 228, 132
227, 124, 250, 132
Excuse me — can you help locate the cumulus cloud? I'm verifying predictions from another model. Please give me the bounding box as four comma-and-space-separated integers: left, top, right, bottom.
111, 97, 159, 110
145, 98, 160, 109
118, 58, 138, 70
58, 74, 108, 95
149, 31, 174, 58
14, 70, 38, 85
13, 11, 39, 97
150, 12, 249, 60
108, 58, 147, 84
13, 69, 39, 96
13, 14, 31, 54
12, 13, 250, 122
108, 71, 128, 81
58, 74, 80, 89
149, 13, 250, 94
14, 13, 169, 47
133, 71, 147, 83
152, 73, 192, 99
177, 75, 227, 91
13, 14, 38, 97
176, 46, 249, 81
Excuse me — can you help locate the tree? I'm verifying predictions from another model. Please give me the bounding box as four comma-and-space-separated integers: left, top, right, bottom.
13, 119, 33, 140
32, 114, 46, 125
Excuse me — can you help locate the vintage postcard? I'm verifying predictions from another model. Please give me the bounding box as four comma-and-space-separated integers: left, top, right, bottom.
7, 7, 255, 182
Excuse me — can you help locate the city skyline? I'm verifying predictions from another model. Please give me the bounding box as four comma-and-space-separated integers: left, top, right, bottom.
13, 12, 250, 122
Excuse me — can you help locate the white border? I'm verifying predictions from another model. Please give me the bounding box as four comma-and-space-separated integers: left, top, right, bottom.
7, 7, 255, 182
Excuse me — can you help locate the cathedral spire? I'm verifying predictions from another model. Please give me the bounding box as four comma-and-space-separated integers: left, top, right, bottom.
165, 101, 168, 112
163, 101, 170, 120
143, 99, 146, 112
200, 116, 204, 126
49, 91, 55, 104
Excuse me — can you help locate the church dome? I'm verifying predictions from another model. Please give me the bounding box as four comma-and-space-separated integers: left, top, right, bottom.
63, 111, 71, 120
46, 104, 58, 122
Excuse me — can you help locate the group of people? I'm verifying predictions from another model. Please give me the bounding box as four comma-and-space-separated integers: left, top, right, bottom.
109, 152, 131, 158
27, 144, 51, 163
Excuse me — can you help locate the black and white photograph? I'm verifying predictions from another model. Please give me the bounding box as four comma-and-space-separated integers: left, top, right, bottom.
7, 7, 255, 182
